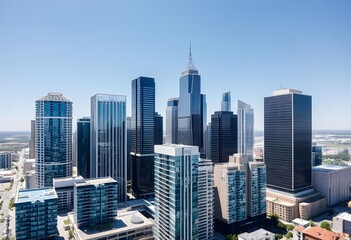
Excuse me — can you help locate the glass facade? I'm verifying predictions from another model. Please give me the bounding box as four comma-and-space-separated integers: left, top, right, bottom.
227, 169, 246, 223
237, 100, 254, 161
91, 94, 127, 202
312, 145, 323, 166
221, 91, 231, 111
74, 178, 118, 228
211, 111, 238, 163
165, 98, 178, 144
248, 162, 266, 217
154, 112, 163, 145
77, 117, 90, 179
35, 92, 72, 188
0, 152, 11, 169
15, 188, 58, 240
177, 51, 206, 154
264, 91, 312, 193
154, 145, 199, 240
131, 77, 155, 198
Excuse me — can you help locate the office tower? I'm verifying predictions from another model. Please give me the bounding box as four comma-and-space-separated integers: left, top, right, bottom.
214, 156, 246, 234
35, 92, 72, 188
91, 94, 127, 202
131, 77, 155, 198
165, 98, 178, 144
72, 131, 77, 167
127, 116, 132, 181
15, 188, 58, 240
177, 46, 206, 153
211, 111, 238, 163
0, 152, 11, 169
154, 112, 163, 145
264, 89, 312, 193
205, 123, 212, 159
312, 145, 323, 166
154, 144, 199, 240
74, 177, 118, 227
247, 161, 266, 219
237, 100, 254, 161
29, 120, 35, 159
77, 117, 90, 179
198, 159, 214, 240
221, 91, 231, 111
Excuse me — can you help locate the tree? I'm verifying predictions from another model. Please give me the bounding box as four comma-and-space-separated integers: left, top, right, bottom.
269, 213, 279, 226
286, 232, 293, 238
277, 221, 286, 230
320, 221, 331, 231
309, 220, 316, 227
275, 233, 283, 239
227, 234, 238, 240
286, 224, 295, 231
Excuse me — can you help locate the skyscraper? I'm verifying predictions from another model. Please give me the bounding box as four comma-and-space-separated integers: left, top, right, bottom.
126, 116, 132, 181
165, 98, 178, 144
35, 92, 72, 187
237, 100, 254, 161
90, 94, 127, 202
312, 145, 323, 166
29, 120, 35, 159
198, 159, 214, 240
0, 152, 11, 169
264, 88, 312, 193
154, 112, 163, 145
131, 77, 155, 198
77, 117, 90, 179
154, 144, 199, 240
211, 111, 238, 163
177, 46, 206, 153
221, 91, 231, 111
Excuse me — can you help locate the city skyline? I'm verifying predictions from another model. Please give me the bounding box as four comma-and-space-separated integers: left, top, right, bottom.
1, 1, 350, 131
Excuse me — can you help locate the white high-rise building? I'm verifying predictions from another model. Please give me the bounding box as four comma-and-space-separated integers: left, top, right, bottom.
165, 98, 178, 144
154, 144, 199, 240
237, 100, 254, 161
90, 94, 127, 202
198, 159, 214, 240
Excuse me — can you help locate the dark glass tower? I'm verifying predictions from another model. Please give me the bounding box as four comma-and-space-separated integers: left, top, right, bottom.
177, 46, 206, 153
312, 145, 322, 166
131, 76, 155, 198
35, 92, 72, 187
264, 89, 312, 193
165, 98, 178, 144
154, 112, 163, 145
77, 117, 90, 179
210, 111, 237, 163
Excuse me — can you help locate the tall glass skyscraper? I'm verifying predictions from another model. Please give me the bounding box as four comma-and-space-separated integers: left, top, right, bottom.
154, 144, 199, 240
221, 91, 231, 111
178, 47, 206, 154
131, 77, 155, 198
77, 117, 90, 179
90, 94, 127, 202
35, 92, 72, 187
264, 89, 312, 193
237, 100, 254, 161
211, 111, 238, 163
165, 98, 178, 144
154, 112, 163, 145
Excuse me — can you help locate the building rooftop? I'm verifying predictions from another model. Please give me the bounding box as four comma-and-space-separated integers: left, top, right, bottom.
15, 188, 58, 204
273, 88, 303, 96
292, 218, 310, 226
154, 144, 199, 156
25, 158, 35, 163
335, 212, 351, 222
313, 164, 350, 172
75, 177, 117, 187
53, 176, 85, 188
38, 92, 71, 102
302, 226, 344, 240
238, 228, 275, 240
72, 211, 153, 240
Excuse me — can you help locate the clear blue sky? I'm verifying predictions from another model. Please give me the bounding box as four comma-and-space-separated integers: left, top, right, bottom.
0, 0, 350, 131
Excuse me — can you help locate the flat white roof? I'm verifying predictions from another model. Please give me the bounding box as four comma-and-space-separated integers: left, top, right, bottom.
273, 88, 303, 96
335, 212, 351, 222
74, 211, 153, 240
154, 144, 199, 156
313, 164, 350, 172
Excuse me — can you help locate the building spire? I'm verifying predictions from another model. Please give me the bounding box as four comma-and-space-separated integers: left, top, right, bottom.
182, 41, 198, 76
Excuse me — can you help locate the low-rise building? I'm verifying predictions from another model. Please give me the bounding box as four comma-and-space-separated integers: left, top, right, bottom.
69, 210, 153, 240
15, 188, 58, 240
293, 226, 345, 240
313, 165, 351, 206
53, 176, 85, 212
0, 170, 14, 182
238, 228, 275, 240
292, 218, 310, 228
266, 188, 326, 222
333, 212, 351, 236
